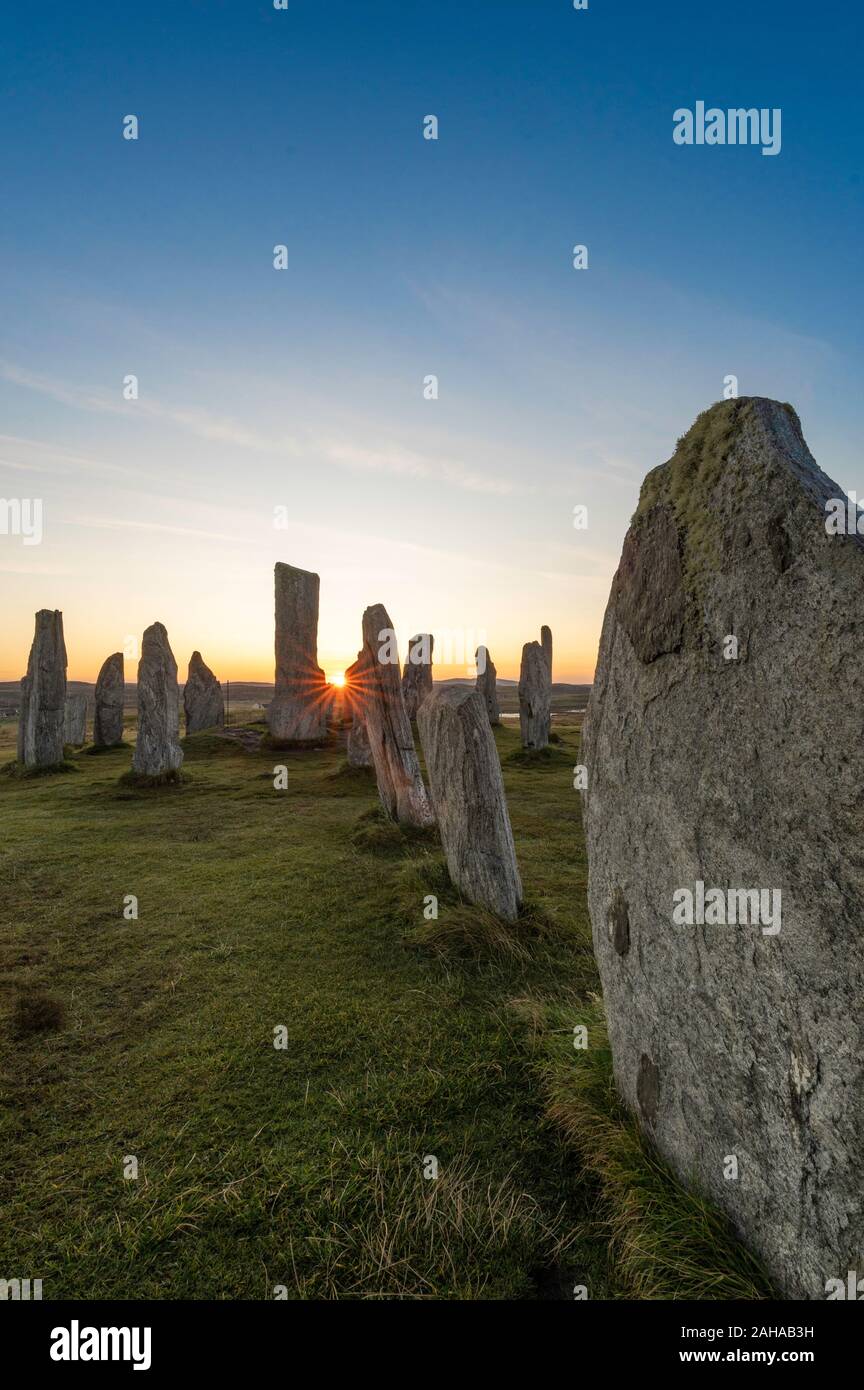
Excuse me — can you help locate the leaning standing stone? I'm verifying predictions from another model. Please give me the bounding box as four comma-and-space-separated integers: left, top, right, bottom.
183, 651, 224, 733
132, 622, 183, 777
518, 641, 551, 749
361, 604, 434, 826
64, 692, 87, 747
267, 562, 328, 746
582, 397, 864, 1299
401, 633, 434, 720
418, 686, 522, 922
17, 609, 67, 767
93, 653, 125, 747
475, 645, 500, 726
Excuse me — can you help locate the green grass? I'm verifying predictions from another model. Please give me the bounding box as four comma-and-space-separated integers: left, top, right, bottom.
0, 715, 769, 1300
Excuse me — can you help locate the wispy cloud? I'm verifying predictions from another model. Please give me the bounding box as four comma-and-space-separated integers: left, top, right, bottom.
0, 360, 529, 498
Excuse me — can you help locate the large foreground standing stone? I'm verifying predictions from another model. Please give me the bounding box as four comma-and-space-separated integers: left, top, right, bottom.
361, 604, 434, 826
401, 633, 434, 720
132, 623, 183, 777
17, 609, 67, 767
93, 653, 125, 747
64, 692, 87, 746
582, 397, 864, 1299
518, 641, 551, 749
418, 687, 522, 922
345, 650, 373, 768
267, 562, 328, 746
184, 651, 224, 733
475, 646, 500, 726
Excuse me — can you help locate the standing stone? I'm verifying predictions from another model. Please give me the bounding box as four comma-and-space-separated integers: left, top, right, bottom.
184, 651, 224, 733
475, 646, 500, 726
361, 604, 434, 826
418, 687, 522, 922
93, 652, 125, 747
132, 623, 183, 777
401, 633, 434, 720
345, 650, 373, 768
582, 397, 864, 1300
541, 625, 553, 677
267, 562, 328, 746
518, 641, 551, 749
64, 692, 87, 746
17, 609, 67, 767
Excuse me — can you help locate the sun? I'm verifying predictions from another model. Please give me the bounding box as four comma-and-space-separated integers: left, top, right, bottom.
328, 672, 346, 688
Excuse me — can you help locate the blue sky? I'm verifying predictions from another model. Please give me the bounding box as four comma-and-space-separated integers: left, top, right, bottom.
2, 0, 861, 681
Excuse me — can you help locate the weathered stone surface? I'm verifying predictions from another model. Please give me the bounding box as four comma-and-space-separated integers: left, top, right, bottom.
132, 623, 183, 776
582, 397, 864, 1299
267, 562, 328, 746
418, 686, 522, 922
17, 609, 67, 767
541, 625, 553, 676
183, 651, 224, 733
518, 641, 551, 749
93, 652, 125, 747
344, 650, 373, 768
64, 692, 87, 746
475, 646, 500, 726
401, 633, 434, 720
361, 604, 434, 826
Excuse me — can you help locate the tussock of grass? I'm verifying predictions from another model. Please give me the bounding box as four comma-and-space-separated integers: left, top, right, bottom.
350, 805, 439, 854
117, 768, 190, 789
534, 997, 774, 1301
79, 741, 130, 756
1, 759, 77, 779
325, 759, 377, 789
506, 744, 572, 768
281, 1139, 569, 1299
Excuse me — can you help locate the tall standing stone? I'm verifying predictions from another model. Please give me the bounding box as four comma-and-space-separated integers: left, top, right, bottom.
184, 651, 224, 733
267, 562, 328, 746
541, 625, 553, 677
418, 687, 522, 922
518, 641, 551, 749
93, 653, 125, 747
64, 692, 87, 747
475, 646, 500, 726
17, 609, 67, 767
582, 397, 864, 1299
345, 650, 373, 768
132, 622, 183, 777
361, 604, 434, 827
401, 633, 434, 720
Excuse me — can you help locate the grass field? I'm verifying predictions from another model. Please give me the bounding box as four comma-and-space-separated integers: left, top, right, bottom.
0, 712, 771, 1300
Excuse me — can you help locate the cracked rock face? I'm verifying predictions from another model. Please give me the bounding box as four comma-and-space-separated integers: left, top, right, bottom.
401, 634, 434, 720
94, 652, 125, 747
267, 562, 329, 746
132, 622, 184, 777
475, 646, 500, 726
418, 686, 522, 922
184, 651, 224, 734
582, 397, 864, 1298
361, 604, 434, 827
17, 609, 67, 767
